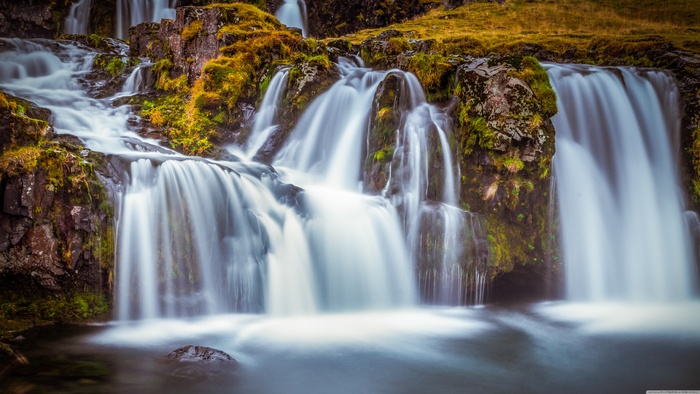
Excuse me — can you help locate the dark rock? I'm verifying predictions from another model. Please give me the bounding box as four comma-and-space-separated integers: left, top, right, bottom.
305, 0, 441, 38
166, 345, 237, 364
129, 6, 235, 84
0, 0, 63, 39
0, 94, 53, 155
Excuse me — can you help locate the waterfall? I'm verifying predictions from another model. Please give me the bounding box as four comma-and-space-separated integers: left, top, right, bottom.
65, 0, 93, 35
0, 38, 143, 154
275, 58, 485, 305
242, 67, 290, 160
117, 62, 153, 97
116, 158, 320, 318
547, 64, 696, 302
1, 36, 487, 322
275, 0, 308, 37
116, 0, 178, 40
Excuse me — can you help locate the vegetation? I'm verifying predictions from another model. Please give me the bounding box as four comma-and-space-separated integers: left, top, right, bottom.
690, 127, 700, 202
138, 3, 325, 156
0, 291, 110, 332
0, 92, 114, 335
406, 53, 454, 101
341, 0, 700, 58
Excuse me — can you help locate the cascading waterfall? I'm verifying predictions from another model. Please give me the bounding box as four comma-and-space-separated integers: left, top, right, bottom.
116, 0, 178, 40
0, 38, 143, 154
117, 62, 153, 97
0, 32, 487, 323
116, 157, 322, 318
275, 58, 487, 305
65, 0, 93, 35
275, 0, 308, 37
547, 64, 696, 302
240, 67, 290, 160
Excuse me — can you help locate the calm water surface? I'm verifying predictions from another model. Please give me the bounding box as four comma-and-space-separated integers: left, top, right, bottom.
2, 302, 700, 393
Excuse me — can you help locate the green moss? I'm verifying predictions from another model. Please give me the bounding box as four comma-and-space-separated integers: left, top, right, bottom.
509, 56, 558, 118
458, 105, 496, 155
493, 153, 525, 174
0, 291, 110, 332
388, 36, 411, 54
182, 19, 203, 42
407, 52, 454, 101
105, 57, 126, 77
0, 146, 42, 177
373, 150, 387, 162
690, 126, 700, 202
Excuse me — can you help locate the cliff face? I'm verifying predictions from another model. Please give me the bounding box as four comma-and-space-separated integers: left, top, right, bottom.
0, 92, 115, 333
303, 0, 441, 38
0, 0, 73, 38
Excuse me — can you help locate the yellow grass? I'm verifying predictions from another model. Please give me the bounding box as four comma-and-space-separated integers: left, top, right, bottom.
339, 0, 700, 56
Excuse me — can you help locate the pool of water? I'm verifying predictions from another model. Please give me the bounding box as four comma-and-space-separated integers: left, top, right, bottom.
2, 302, 700, 393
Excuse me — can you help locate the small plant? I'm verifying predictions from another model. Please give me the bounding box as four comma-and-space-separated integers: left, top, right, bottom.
105, 57, 126, 77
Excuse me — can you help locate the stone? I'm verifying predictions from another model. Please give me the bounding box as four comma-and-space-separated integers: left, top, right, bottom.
165, 346, 237, 364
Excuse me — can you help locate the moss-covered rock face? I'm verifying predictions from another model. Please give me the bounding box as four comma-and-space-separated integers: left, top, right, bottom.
129, 3, 338, 156
0, 93, 114, 334
451, 55, 558, 299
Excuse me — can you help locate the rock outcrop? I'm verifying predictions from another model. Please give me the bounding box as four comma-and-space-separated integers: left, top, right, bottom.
304, 0, 441, 38
0, 0, 70, 39
0, 92, 114, 332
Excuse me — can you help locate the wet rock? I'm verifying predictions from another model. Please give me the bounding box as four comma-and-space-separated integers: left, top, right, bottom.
129, 6, 237, 84
0, 95, 115, 312
0, 95, 53, 155
453, 58, 550, 160
166, 346, 237, 364
0, 1, 63, 39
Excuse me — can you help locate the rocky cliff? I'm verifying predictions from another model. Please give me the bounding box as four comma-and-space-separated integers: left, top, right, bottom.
0, 92, 114, 333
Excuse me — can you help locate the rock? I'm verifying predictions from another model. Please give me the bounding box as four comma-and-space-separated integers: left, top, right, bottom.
0, 94, 115, 323
129, 6, 236, 84
0, 0, 63, 39
165, 346, 237, 364
305, 0, 441, 38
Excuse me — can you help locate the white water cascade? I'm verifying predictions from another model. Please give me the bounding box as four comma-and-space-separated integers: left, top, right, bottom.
275, 0, 308, 37
118, 62, 153, 97
241, 67, 290, 160
275, 58, 487, 305
0, 38, 149, 155
547, 64, 696, 302
65, 0, 93, 35
116, 0, 178, 40
0, 28, 493, 323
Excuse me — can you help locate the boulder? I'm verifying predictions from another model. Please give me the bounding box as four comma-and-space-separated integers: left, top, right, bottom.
166, 345, 237, 364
